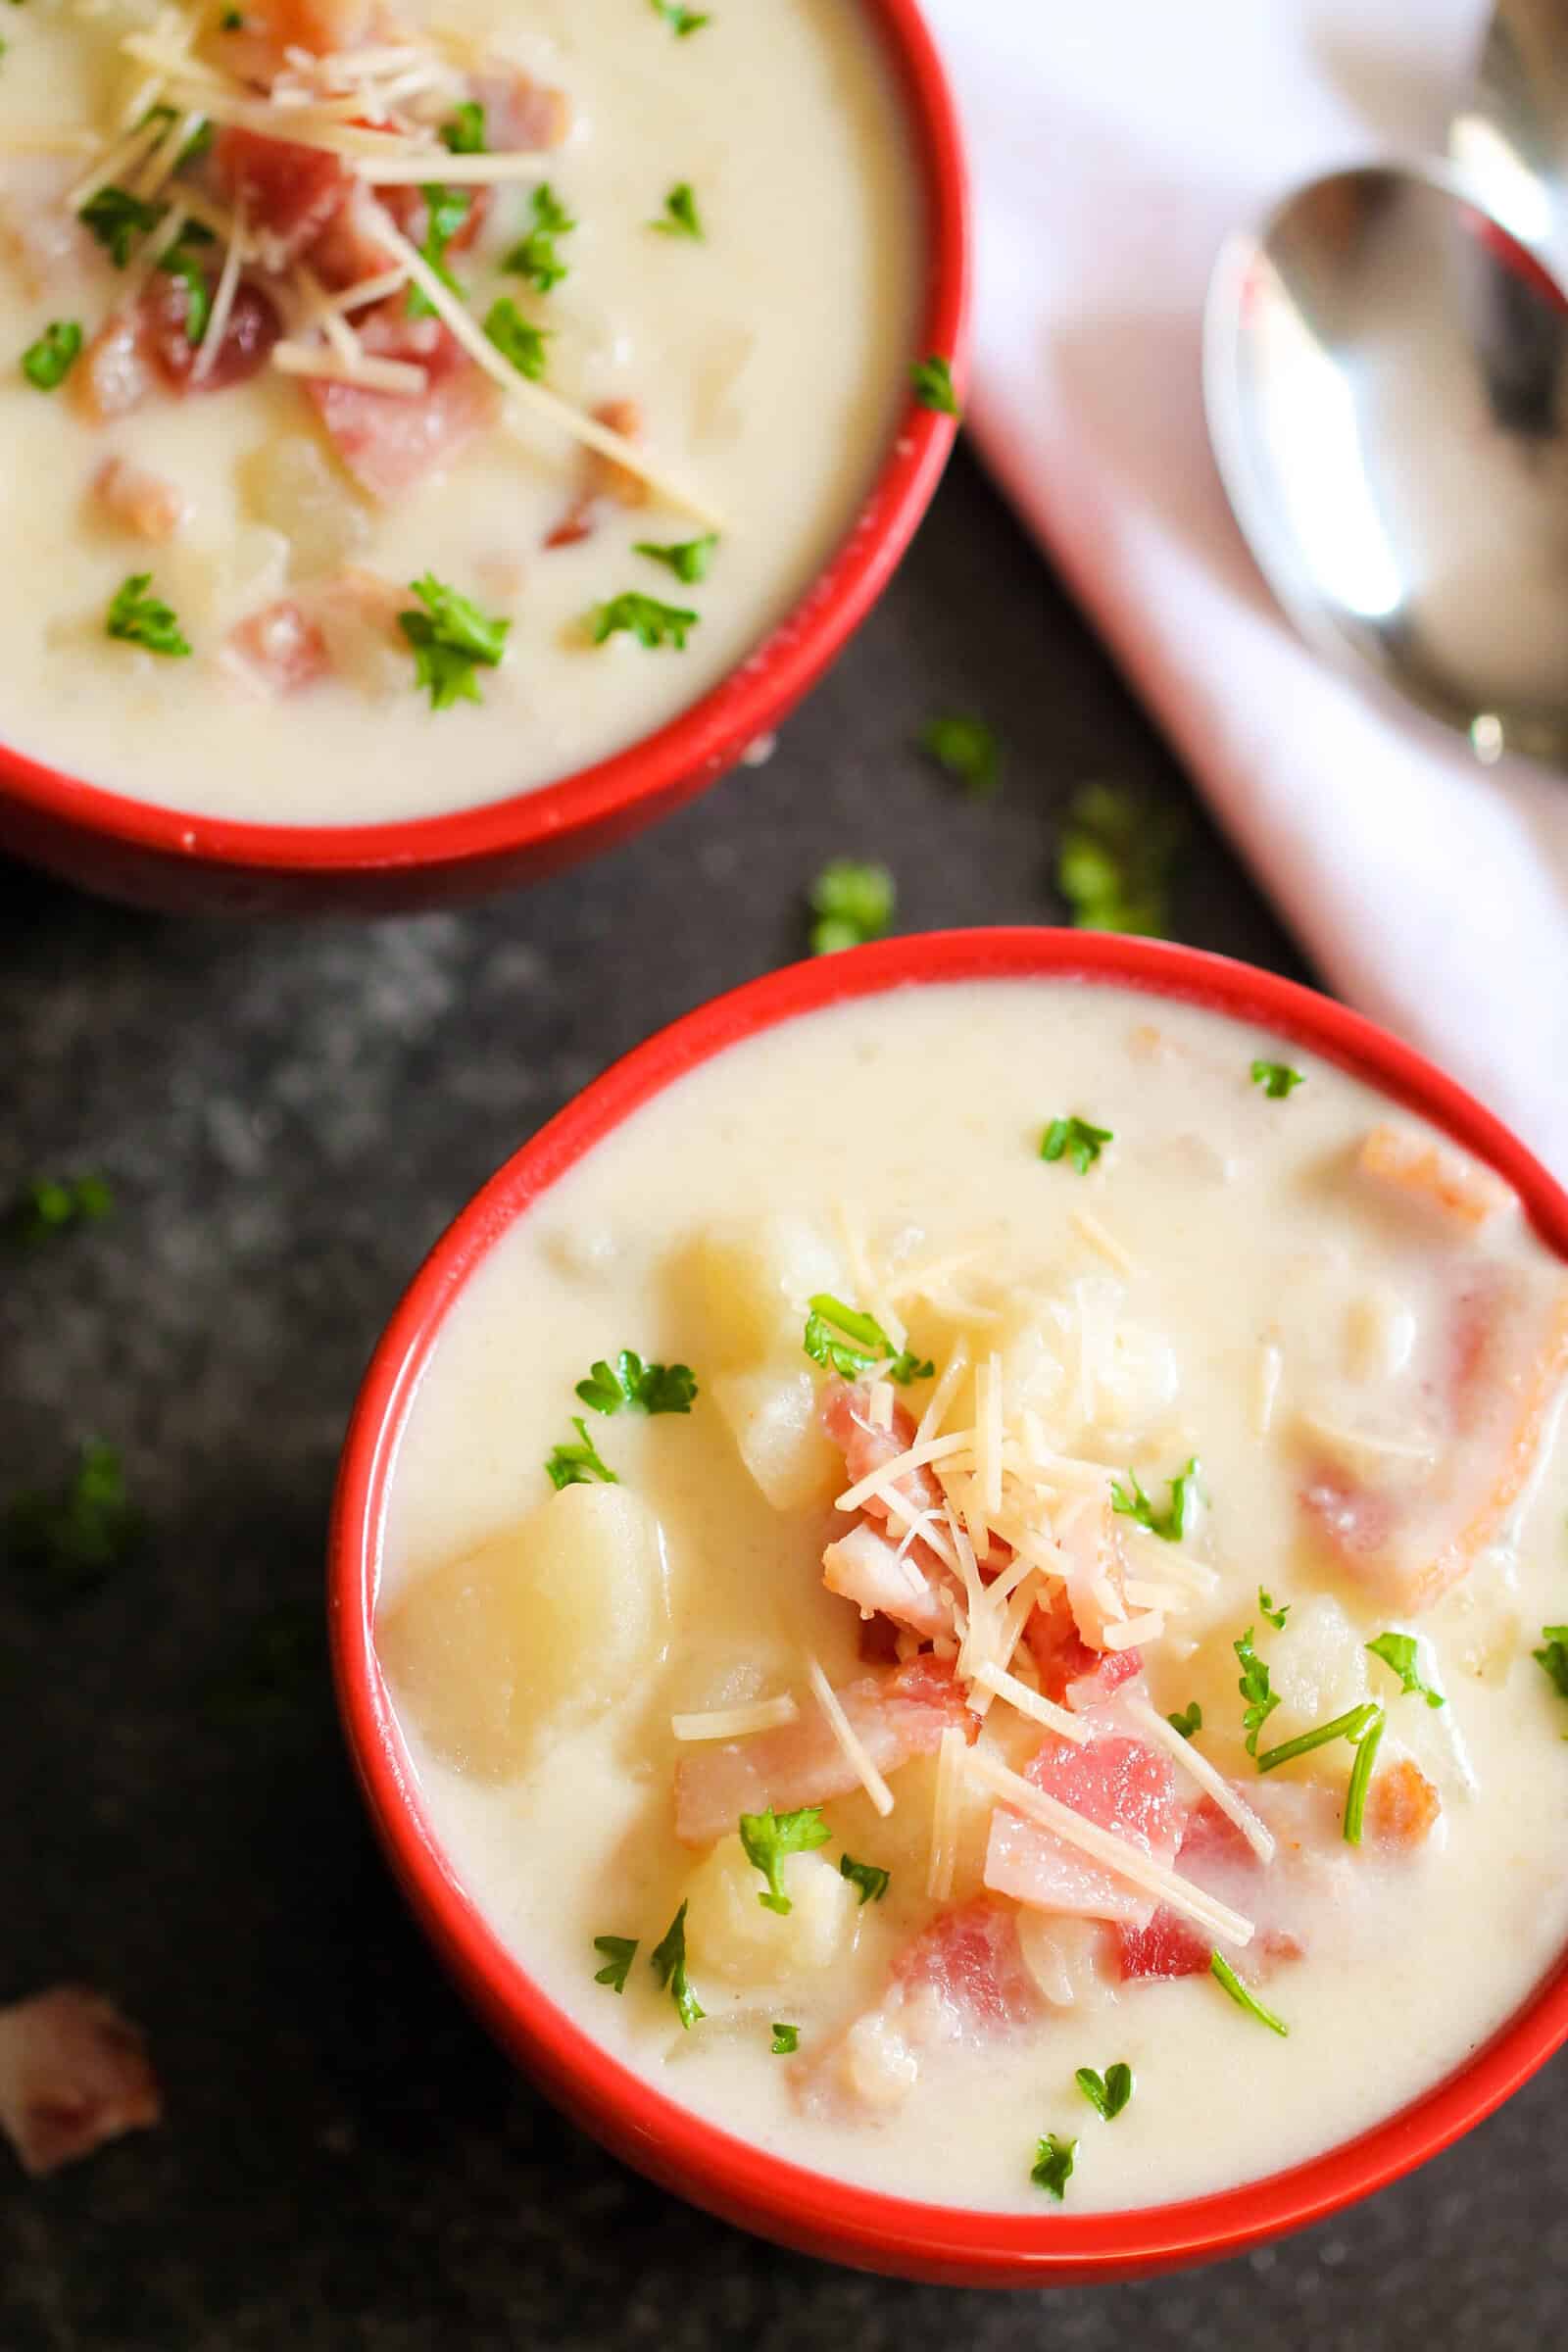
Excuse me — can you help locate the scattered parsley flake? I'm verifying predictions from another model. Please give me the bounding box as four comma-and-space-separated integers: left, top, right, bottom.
910, 353, 960, 416
770, 2022, 800, 2054
920, 713, 1000, 798
398, 572, 509, 710
1234, 1625, 1279, 1757
650, 181, 703, 240
157, 220, 216, 343
650, 1899, 704, 2028
1056, 780, 1185, 936
804, 1293, 933, 1387
1210, 1950, 1289, 2035
4, 1173, 112, 1245
1341, 1707, 1386, 1845
4, 1439, 143, 1605
1030, 2132, 1077, 2200
1366, 1631, 1445, 1708
573, 1350, 697, 1417
1167, 1700, 1202, 1740
1112, 1456, 1200, 1544
220, 7, 245, 25
739, 1805, 831, 1914
483, 296, 551, 381
106, 572, 191, 658
591, 592, 699, 651
1258, 1586, 1290, 1631
544, 1416, 619, 1491
592, 1935, 638, 1992
80, 183, 164, 267
652, 0, 710, 29
505, 182, 575, 293
806, 858, 895, 955
1075, 2062, 1133, 2122
407, 182, 470, 316
633, 532, 717, 584
838, 1853, 890, 1905
1039, 1115, 1112, 1174
1534, 1625, 1568, 1704
1251, 1059, 1304, 1099
441, 100, 486, 153
21, 319, 82, 391
1255, 1700, 1381, 1776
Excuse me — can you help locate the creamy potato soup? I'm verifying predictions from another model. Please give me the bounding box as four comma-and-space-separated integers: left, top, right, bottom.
376, 982, 1568, 2214
0, 0, 921, 824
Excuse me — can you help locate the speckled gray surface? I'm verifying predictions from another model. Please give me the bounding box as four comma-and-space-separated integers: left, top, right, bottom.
3, 448, 1564, 2350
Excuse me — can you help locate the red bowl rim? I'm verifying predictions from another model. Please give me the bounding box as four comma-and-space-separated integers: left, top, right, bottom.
328, 927, 1568, 2281
0, 0, 968, 882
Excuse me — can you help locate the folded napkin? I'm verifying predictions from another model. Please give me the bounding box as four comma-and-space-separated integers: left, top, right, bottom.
923, 0, 1568, 1179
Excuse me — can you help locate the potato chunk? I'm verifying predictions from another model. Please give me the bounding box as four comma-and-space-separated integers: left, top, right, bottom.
1263, 1592, 1370, 1764
711, 1365, 842, 1510
682, 1834, 858, 1989
378, 1485, 671, 1781
692, 1215, 842, 1364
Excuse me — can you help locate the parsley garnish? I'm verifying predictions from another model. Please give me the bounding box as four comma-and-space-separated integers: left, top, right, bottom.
138, 105, 213, 168
1258, 1586, 1290, 1631
1056, 780, 1185, 936
591, 592, 699, 651
839, 1853, 890, 1905
1251, 1059, 1304, 1099
770, 2022, 800, 2054
4, 1439, 143, 1604
1341, 1707, 1386, 1845
1167, 1700, 1202, 1739
441, 100, 486, 153
1030, 2132, 1077, 2200
651, 181, 703, 240
407, 183, 470, 316
1234, 1625, 1279, 1756
1210, 1950, 1289, 2035
157, 220, 216, 343
920, 712, 1000, 798
505, 182, 575, 293
398, 572, 509, 710
220, 7, 245, 25
1366, 1631, 1445, 1707
593, 1935, 638, 1992
1111, 1456, 1200, 1544
21, 319, 82, 391
483, 296, 551, 381
1039, 1115, 1112, 1173
80, 183, 164, 267
1534, 1625, 1568, 1703
650, 1900, 704, 2029
4, 1173, 112, 1244
634, 532, 717, 584
1075, 2062, 1133, 2122
911, 353, 960, 416
573, 1350, 697, 1416
806, 858, 895, 954
107, 572, 191, 658
739, 1805, 831, 1914
544, 1418, 619, 1490
804, 1294, 933, 1387
1255, 1700, 1381, 1775
652, 0, 710, 29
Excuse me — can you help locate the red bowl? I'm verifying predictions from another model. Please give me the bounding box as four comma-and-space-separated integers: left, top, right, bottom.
329, 927, 1568, 2283
0, 0, 968, 916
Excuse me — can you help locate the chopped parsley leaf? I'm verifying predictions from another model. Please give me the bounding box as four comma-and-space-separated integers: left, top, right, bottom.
1075, 2062, 1133, 2122
1258, 1586, 1290, 1631
1167, 1699, 1202, 1740
1366, 1630, 1445, 1708
1112, 1456, 1200, 1544
80, 183, 164, 267
574, 1350, 698, 1416
1534, 1625, 1568, 1704
804, 1293, 933, 1387
4, 1439, 143, 1605
220, 7, 245, 25
544, 1417, 618, 1491
650, 180, 703, 240
911, 353, 960, 416
407, 182, 470, 316
652, 0, 710, 29
1255, 1700, 1381, 1775
483, 296, 551, 381
591, 592, 699, 651
204, 1602, 319, 1727
1341, 1707, 1386, 1845
1210, 1950, 1289, 2034
770, 2022, 800, 2054
4, 1172, 112, 1244
441, 100, 486, 153
21, 319, 82, 391
106, 572, 191, 658
157, 221, 217, 344
1234, 1625, 1279, 1756
920, 712, 1000, 798
1030, 2132, 1077, 2200
739, 1804, 831, 1914
398, 572, 509, 710
650, 1899, 704, 2028
504, 182, 575, 293
806, 858, 895, 955
592, 1935, 638, 1992
1039, 1114, 1112, 1173
633, 532, 717, 584
1056, 779, 1185, 936
839, 1853, 890, 1905
1251, 1059, 1304, 1099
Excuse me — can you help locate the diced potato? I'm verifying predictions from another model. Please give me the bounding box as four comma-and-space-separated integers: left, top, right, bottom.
241, 435, 371, 578
377, 1485, 671, 1781
1265, 1592, 1370, 1761
827, 1738, 1004, 1908
163, 524, 290, 636
711, 1364, 842, 1510
1344, 1285, 1417, 1385
1016, 1912, 1116, 2009
691, 1214, 843, 1364
662, 1631, 797, 1717
682, 1834, 858, 1988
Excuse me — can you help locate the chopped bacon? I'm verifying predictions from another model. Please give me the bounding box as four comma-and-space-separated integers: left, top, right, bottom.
223, 0, 373, 66
90, 456, 188, 542
822, 1379, 941, 1523
211, 128, 351, 270
1358, 1124, 1516, 1231
224, 598, 330, 696
1116, 1907, 1213, 1982
983, 1728, 1186, 1927
546, 399, 651, 548
1053, 1497, 1134, 1650
1366, 1757, 1441, 1849
822, 1518, 953, 1641
305, 312, 500, 500
73, 310, 155, 423
1117, 1784, 1346, 1984
143, 270, 280, 394
1021, 1583, 1142, 1707
0, 1987, 161, 2177
303, 186, 401, 294
673, 1654, 972, 1845
468, 67, 571, 152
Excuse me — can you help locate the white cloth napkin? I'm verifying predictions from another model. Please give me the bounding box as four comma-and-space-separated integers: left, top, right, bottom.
922, 0, 1568, 1177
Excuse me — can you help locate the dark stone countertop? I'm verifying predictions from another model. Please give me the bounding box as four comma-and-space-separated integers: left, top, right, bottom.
3, 447, 1564, 2350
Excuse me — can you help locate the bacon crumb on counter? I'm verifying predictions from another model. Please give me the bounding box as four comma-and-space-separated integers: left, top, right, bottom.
90, 456, 189, 543
0, 1987, 161, 2177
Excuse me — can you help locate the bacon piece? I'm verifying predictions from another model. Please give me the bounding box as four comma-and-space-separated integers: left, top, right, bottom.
304, 185, 401, 294
983, 1728, 1186, 1927
211, 129, 351, 270
673, 1654, 972, 1845
143, 270, 280, 394
222, 0, 373, 68
0, 1987, 161, 2177
821, 1518, 953, 1640
1117, 1783, 1345, 1983
546, 399, 651, 547
1116, 1907, 1212, 1982
469, 67, 571, 152
1366, 1757, 1441, 1850
90, 456, 188, 542
1021, 1584, 1142, 1708
305, 312, 500, 500
821, 1379, 941, 1523
1358, 1124, 1515, 1231
73, 310, 155, 423
224, 598, 330, 696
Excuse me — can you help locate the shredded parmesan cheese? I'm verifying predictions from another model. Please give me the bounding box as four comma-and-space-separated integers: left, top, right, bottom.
970, 1662, 1088, 1742
670, 1693, 800, 1742
926, 1725, 964, 1900
348, 149, 553, 183
1253, 1337, 1283, 1437
191, 196, 245, 384
1071, 1209, 1140, 1276
806, 1656, 894, 1816
1125, 1698, 1276, 1863
271, 341, 428, 395
834, 1428, 971, 1517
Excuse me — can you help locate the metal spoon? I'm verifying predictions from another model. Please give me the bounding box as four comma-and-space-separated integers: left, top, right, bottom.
1204, 160, 1568, 766
1450, 0, 1568, 281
